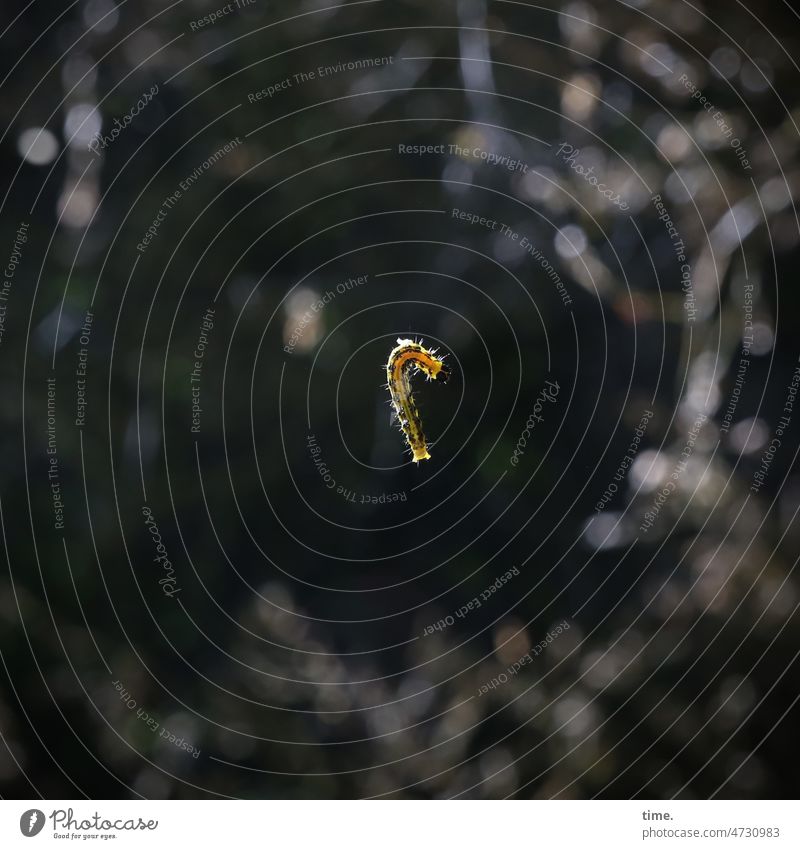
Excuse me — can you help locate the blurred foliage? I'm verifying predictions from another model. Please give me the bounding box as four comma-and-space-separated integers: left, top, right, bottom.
1, 0, 799, 798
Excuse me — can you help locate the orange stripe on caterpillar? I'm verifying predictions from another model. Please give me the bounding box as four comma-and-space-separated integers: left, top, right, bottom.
386, 338, 450, 463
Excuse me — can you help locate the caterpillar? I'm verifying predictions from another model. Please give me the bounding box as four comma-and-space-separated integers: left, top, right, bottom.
385, 338, 450, 463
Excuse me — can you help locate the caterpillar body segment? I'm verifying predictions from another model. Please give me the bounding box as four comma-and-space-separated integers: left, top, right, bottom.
385, 338, 450, 463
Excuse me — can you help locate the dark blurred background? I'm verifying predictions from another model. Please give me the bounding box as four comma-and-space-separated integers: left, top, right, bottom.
1, 0, 799, 799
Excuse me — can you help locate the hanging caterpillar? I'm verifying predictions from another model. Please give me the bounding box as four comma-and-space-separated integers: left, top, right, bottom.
385, 338, 450, 463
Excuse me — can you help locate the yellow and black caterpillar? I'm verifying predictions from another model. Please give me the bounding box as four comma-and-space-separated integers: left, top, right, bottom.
385, 339, 450, 463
